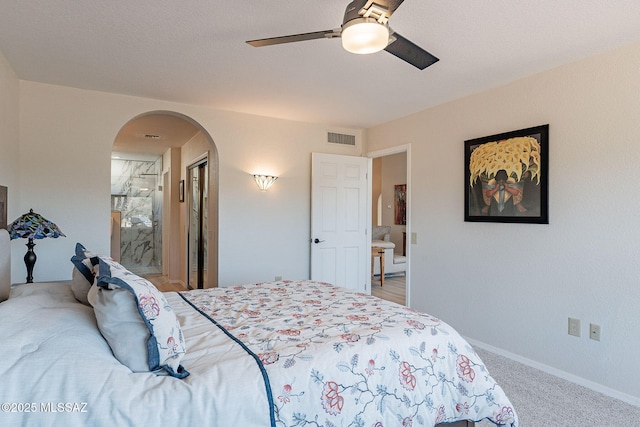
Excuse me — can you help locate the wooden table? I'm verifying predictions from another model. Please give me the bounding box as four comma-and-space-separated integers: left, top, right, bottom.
371, 246, 385, 287
402, 231, 406, 256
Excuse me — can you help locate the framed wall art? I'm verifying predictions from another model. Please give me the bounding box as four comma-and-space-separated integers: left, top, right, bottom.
394, 184, 406, 225
464, 124, 549, 224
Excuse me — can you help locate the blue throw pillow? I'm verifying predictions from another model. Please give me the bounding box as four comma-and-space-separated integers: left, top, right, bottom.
70, 242, 100, 284
69, 243, 105, 305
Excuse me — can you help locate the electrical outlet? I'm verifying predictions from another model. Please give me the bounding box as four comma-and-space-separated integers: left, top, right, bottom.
568, 317, 581, 337
275, 275, 282, 281
590, 323, 601, 341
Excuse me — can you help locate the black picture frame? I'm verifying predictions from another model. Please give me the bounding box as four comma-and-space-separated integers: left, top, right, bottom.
464, 124, 549, 224
0, 185, 7, 229
179, 180, 185, 203
394, 184, 406, 225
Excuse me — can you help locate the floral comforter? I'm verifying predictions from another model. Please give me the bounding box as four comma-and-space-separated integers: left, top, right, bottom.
179, 280, 518, 427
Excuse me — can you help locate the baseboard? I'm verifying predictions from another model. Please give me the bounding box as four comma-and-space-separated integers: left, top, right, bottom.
465, 337, 640, 407
373, 272, 406, 278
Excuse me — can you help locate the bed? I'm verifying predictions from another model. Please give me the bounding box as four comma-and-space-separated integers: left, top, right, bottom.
0, 239, 518, 427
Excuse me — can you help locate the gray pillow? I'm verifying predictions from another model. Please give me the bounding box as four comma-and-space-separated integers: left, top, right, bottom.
71, 267, 92, 305
88, 283, 149, 372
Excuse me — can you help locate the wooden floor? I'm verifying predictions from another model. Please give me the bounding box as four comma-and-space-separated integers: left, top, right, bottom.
371, 274, 406, 305
147, 274, 406, 306
144, 275, 187, 292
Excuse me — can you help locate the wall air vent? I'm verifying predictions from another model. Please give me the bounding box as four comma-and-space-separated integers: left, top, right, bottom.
327, 132, 356, 146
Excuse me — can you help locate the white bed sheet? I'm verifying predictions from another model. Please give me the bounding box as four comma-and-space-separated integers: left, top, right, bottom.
0, 283, 270, 427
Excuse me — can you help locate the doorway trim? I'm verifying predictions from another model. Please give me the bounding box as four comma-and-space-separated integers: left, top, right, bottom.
187, 156, 208, 289
366, 143, 411, 307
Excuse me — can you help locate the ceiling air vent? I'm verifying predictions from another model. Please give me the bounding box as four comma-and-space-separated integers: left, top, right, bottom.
327, 132, 356, 146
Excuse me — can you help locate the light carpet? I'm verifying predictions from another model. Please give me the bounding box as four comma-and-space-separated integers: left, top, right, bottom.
474, 348, 640, 426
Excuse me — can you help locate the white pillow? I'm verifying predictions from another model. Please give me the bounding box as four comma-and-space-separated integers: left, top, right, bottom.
90, 257, 188, 378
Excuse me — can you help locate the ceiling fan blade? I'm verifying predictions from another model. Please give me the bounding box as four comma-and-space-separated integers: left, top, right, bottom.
247, 29, 340, 47
384, 32, 439, 70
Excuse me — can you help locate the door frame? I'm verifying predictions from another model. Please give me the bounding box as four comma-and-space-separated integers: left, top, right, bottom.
187, 155, 209, 289
366, 144, 411, 307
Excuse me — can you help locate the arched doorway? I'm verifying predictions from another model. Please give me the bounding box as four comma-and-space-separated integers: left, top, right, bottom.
111, 111, 219, 288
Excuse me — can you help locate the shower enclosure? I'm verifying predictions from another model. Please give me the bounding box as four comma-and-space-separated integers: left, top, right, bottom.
111, 157, 163, 276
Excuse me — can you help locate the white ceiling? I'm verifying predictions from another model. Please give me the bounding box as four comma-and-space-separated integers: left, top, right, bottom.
1, 1, 639, 129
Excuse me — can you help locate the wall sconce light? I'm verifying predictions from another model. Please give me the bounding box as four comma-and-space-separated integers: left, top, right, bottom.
253, 174, 278, 192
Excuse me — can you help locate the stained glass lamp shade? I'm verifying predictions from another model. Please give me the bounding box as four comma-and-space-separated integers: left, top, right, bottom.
8, 209, 65, 283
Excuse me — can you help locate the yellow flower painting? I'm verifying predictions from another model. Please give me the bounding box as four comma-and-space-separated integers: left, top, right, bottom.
464, 125, 549, 224
469, 136, 541, 187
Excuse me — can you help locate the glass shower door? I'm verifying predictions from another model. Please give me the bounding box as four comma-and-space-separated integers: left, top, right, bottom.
110, 157, 163, 276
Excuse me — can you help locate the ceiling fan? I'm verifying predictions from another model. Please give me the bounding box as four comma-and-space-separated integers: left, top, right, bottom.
246, 0, 439, 70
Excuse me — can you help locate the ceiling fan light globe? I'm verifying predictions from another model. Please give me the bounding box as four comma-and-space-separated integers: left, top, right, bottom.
341, 18, 389, 54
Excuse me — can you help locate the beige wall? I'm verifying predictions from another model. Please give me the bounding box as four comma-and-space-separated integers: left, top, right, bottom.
162, 146, 182, 283
15, 81, 363, 286
371, 157, 382, 226
180, 131, 218, 288
367, 43, 640, 402
0, 50, 19, 223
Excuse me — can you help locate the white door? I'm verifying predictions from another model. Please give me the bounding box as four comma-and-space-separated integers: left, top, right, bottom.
311, 153, 371, 292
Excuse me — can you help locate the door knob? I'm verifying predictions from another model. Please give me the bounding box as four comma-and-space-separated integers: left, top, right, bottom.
313, 238, 325, 244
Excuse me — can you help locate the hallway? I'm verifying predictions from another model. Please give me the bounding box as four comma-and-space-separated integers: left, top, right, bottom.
371, 274, 406, 305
